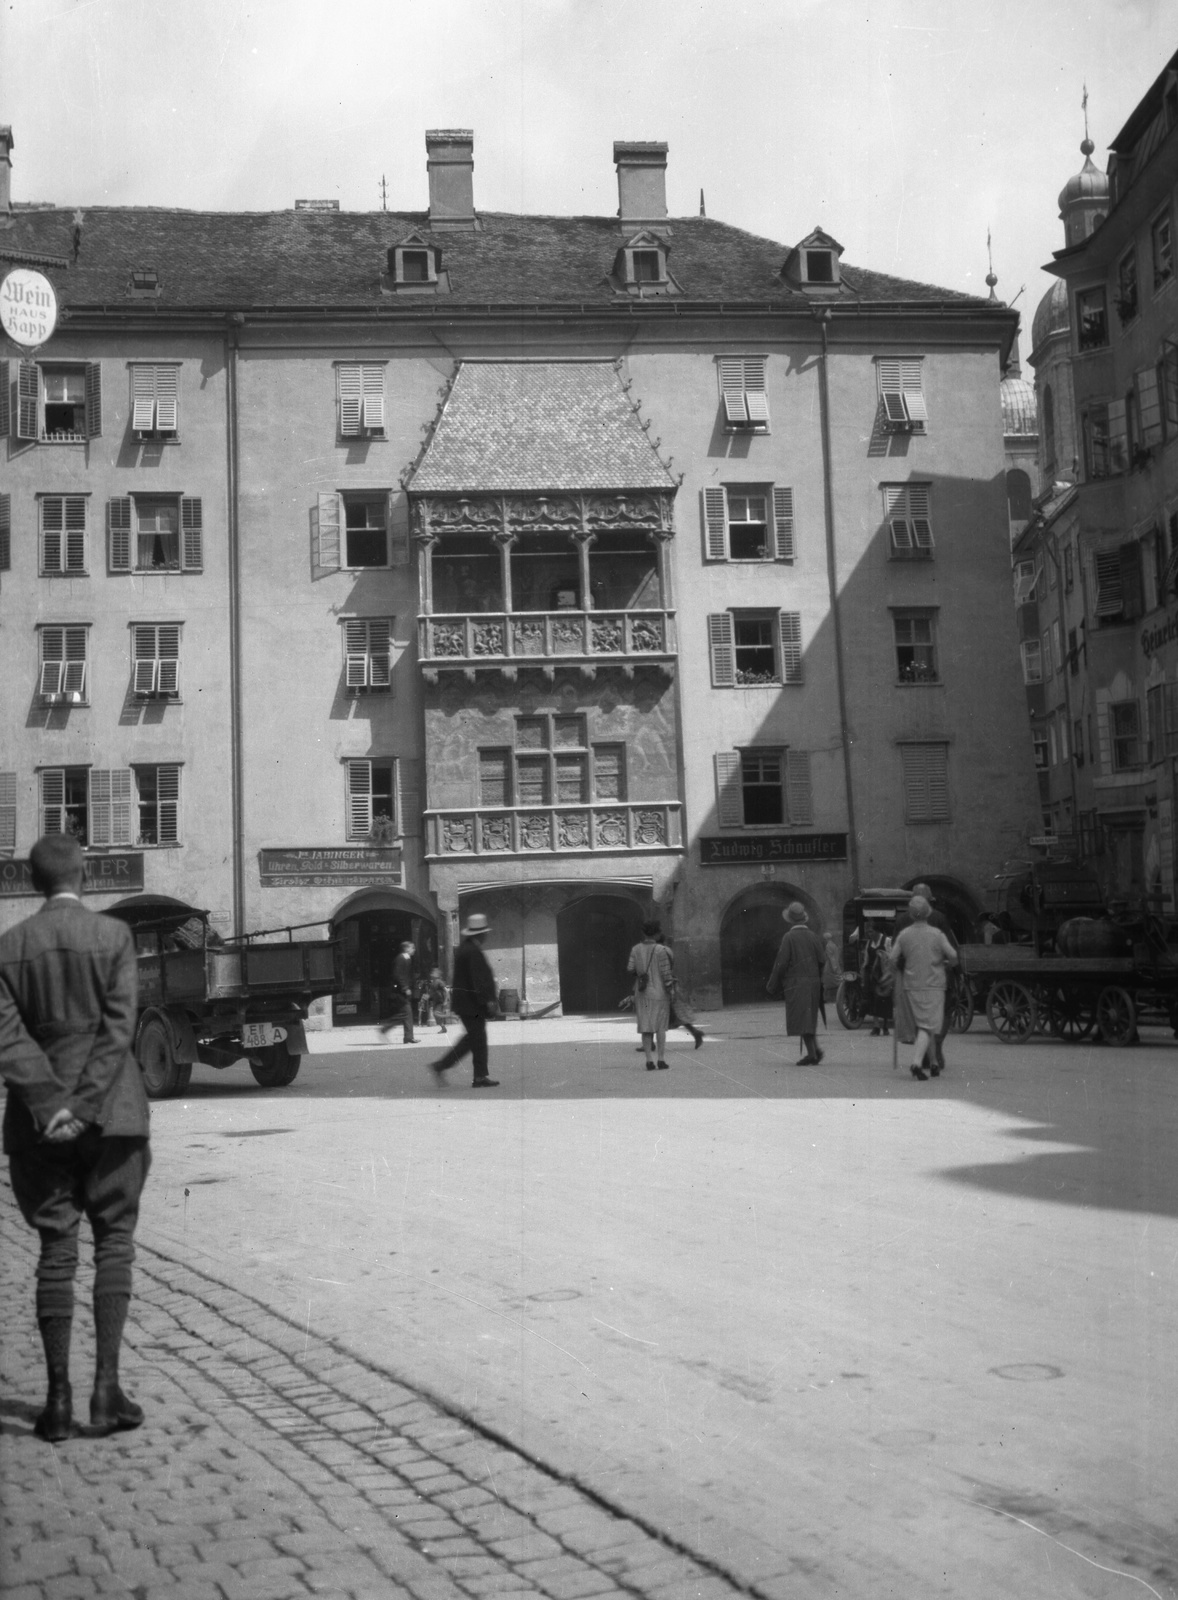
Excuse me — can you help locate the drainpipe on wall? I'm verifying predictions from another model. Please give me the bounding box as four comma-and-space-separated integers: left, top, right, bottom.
816, 311, 862, 890
226, 313, 246, 936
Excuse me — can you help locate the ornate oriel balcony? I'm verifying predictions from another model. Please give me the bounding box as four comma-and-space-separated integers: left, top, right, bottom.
412, 489, 678, 680
424, 801, 684, 860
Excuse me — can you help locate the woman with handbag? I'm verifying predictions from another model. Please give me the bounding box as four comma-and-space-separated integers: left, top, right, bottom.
627, 919, 674, 1071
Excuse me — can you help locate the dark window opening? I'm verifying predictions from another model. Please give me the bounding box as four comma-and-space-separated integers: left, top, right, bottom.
42, 368, 87, 440
587, 530, 659, 609
632, 250, 662, 282
431, 534, 503, 612
1076, 287, 1108, 351
805, 250, 834, 282
511, 533, 580, 613
401, 250, 431, 283
344, 496, 387, 568
741, 751, 783, 825
894, 615, 938, 683
734, 616, 776, 684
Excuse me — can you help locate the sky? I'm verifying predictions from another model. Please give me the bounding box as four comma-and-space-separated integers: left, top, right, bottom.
1, 0, 1173, 353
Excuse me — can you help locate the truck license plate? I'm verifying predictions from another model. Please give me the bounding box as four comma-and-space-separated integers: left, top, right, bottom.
242, 1023, 286, 1048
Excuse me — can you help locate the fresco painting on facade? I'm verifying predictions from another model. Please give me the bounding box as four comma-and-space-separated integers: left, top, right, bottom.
1020, 52, 1178, 913
0, 124, 1040, 1008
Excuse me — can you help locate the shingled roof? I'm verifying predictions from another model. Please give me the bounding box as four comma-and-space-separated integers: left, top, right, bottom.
0, 206, 989, 311
409, 362, 678, 493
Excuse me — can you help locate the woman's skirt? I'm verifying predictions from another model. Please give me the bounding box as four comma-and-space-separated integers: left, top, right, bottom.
903, 983, 945, 1035
635, 993, 672, 1034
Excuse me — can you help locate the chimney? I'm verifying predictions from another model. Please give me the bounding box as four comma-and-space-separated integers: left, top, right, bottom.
0, 127, 13, 212
426, 129, 475, 226
614, 141, 668, 224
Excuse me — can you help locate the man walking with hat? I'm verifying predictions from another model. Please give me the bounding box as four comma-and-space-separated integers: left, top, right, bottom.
430, 912, 499, 1087
766, 902, 832, 1065
0, 834, 151, 1441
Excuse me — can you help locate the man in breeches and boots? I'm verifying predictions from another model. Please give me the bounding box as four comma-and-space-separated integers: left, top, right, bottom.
379, 939, 417, 1044
0, 834, 151, 1442
430, 913, 499, 1088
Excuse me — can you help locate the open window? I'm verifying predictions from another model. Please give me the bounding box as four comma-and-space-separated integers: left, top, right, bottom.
702, 485, 793, 561
708, 611, 803, 686
876, 358, 927, 431
15, 361, 101, 442
107, 496, 202, 573
345, 758, 400, 842
713, 748, 813, 828
718, 357, 769, 430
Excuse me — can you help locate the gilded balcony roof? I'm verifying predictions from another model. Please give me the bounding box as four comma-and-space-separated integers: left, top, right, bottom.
408, 361, 679, 493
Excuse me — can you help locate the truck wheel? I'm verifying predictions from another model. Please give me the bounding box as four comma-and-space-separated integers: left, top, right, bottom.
249, 1041, 301, 1088
835, 978, 866, 1029
137, 1012, 193, 1099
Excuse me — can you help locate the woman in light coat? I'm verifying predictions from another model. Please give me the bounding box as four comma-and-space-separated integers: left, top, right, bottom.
628, 919, 674, 1071
889, 896, 958, 1080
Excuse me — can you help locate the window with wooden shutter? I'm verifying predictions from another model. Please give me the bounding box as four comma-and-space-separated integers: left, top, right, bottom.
132, 624, 181, 698
40, 626, 88, 702
108, 498, 132, 571
0, 358, 9, 437
180, 498, 202, 570
718, 356, 769, 430
785, 749, 813, 825
1162, 341, 1178, 430
714, 752, 743, 827
1106, 399, 1129, 472
132, 765, 176, 845
85, 363, 102, 437
877, 358, 927, 430
40, 496, 87, 574
127, 363, 176, 437
883, 483, 934, 555
397, 756, 422, 837
40, 767, 88, 840
900, 743, 949, 823
346, 760, 373, 838
362, 365, 385, 433
1093, 550, 1123, 619
0, 493, 9, 572
772, 487, 795, 561
1137, 367, 1164, 447
17, 361, 38, 441
708, 613, 736, 686
0, 772, 15, 854
702, 487, 728, 560
338, 366, 362, 437
1021, 639, 1043, 684
778, 612, 803, 683
343, 618, 393, 691
314, 492, 343, 571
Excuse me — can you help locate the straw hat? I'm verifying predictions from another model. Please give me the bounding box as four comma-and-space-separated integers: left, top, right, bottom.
461, 912, 491, 937
783, 902, 809, 925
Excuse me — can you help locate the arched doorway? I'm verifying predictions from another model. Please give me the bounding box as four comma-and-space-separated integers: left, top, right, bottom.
901, 876, 983, 943
332, 891, 438, 1026
557, 894, 644, 1014
720, 884, 821, 1005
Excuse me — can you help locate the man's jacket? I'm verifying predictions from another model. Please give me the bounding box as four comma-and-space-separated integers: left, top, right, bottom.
0, 897, 149, 1151
450, 938, 497, 1018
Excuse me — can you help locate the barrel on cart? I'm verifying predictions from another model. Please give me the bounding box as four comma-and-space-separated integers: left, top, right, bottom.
107, 900, 342, 1098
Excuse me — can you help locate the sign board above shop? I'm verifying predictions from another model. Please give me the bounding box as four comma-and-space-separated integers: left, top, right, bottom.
0, 853, 144, 898
0, 266, 59, 349
258, 847, 403, 888
700, 834, 848, 866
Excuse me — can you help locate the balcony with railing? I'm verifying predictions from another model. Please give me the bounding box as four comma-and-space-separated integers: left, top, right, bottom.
418, 608, 676, 677
424, 800, 683, 860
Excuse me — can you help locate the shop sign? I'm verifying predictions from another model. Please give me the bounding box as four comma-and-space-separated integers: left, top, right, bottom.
1141, 610, 1178, 659
700, 834, 848, 866
0, 852, 144, 898
258, 847, 403, 888
0, 267, 58, 349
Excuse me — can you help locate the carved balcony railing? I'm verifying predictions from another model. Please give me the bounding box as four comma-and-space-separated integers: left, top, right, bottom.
424, 801, 684, 860
418, 610, 676, 679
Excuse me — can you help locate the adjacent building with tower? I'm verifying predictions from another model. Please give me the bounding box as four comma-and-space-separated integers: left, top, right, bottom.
0, 124, 1038, 1014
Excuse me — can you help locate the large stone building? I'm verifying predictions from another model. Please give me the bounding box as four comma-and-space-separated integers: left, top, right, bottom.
0, 126, 1038, 1014
1021, 52, 1178, 905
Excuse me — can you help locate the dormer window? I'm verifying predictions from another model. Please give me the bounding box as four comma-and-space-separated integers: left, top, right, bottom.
615, 232, 674, 294
129, 268, 159, 298
787, 228, 844, 291
387, 234, 440, 289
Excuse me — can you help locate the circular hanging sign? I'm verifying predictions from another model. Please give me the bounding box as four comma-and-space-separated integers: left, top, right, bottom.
0, 267, 59, 350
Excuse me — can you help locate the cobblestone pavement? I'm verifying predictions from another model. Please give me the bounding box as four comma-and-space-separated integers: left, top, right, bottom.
0, 1179, 759, 1600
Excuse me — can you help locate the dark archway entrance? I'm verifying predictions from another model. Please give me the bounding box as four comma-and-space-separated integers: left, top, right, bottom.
333, 905, 438, 1026
720, 884, 821, 1005
557, 895, 644, 1013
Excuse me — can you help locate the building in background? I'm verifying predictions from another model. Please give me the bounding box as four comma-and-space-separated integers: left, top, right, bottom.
1023, 51, 1178, 906
0, 125, 1038, 1012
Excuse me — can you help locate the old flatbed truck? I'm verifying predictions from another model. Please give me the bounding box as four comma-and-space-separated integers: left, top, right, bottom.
108, 902, 341, 1099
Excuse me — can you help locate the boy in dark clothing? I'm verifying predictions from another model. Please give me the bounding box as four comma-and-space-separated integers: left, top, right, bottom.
430, 915, 499, 1087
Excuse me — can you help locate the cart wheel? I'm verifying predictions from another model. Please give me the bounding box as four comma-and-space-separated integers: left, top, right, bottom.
137, 1012, 193, 1099
947, 974, 974, 1033
835, 978, 866, 1030
249, 1040, 302, 1088
985, 980, 1037, 1044
1096, 986, 1137, 1046
1045, 985, 1097, 1042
